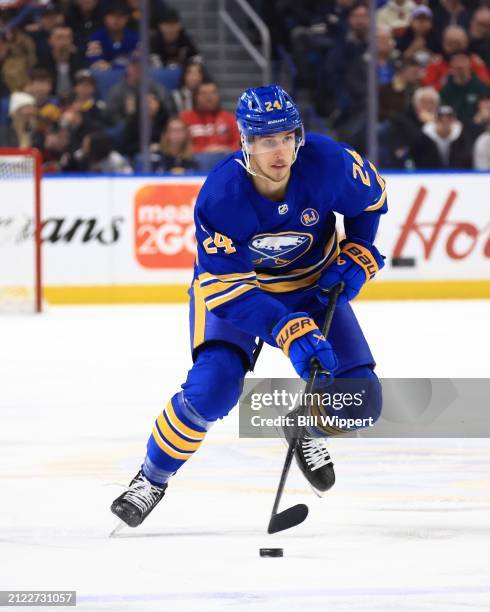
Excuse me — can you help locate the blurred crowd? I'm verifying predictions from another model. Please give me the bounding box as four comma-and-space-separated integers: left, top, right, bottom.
0, 0, 489, 172
0, 0, 240, 174
256, 0, 490, 169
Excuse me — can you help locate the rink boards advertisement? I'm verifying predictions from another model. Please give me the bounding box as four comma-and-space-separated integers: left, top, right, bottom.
16, 172, 490, 303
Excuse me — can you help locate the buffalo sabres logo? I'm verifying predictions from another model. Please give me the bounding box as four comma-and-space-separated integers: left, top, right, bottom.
249, 232, 313, 267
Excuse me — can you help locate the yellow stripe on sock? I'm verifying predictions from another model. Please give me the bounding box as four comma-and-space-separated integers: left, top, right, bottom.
165, 400, 206, 441
152, 426, 194, 460
156, 413, 203, 452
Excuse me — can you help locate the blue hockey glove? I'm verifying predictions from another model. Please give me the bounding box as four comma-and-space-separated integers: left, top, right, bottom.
318, 239, 385, 306
272, 312, 338, 380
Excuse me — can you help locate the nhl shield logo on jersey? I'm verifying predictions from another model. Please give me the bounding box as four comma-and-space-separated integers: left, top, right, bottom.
301, 208, 319, 227
249, 232, 313, 267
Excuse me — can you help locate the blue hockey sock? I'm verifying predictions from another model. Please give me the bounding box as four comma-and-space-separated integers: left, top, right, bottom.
143, 391, 212, 486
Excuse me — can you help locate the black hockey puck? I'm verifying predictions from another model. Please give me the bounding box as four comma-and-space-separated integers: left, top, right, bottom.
260, 548, 283, 557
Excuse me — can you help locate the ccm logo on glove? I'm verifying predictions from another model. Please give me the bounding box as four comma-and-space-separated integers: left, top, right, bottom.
341, 242, 379, 280
275, 316, 318, 356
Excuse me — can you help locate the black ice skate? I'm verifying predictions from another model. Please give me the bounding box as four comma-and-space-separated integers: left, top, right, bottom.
283, 413, 335, 494
111, 470, 167, 527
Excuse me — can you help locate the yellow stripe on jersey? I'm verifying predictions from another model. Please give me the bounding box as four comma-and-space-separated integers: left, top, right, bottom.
369, 161, 386, 191
364, 189, 387, 212
151, 425, 194, 460
258, 244, 339, 293
201, 278, 258, 300
198, 233, 339, 301
198, 271, 256, 285
364, 161, 387, 212
156, 413, 202, 452
192, 280, 206, 348
205, 283, 256, 310
165, 400, 206, 441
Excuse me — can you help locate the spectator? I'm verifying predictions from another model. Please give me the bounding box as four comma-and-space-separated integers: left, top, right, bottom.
421, 105, 472, 168
86, 0, 138, 70
0, 21, 37, 93
333, 25, 398, 145
27, 3, 65, 63
289, 0, 351, 88
126, 0, 167, 31
65, 0, 104, 48
322, 3, 369, 120
471, 94, 490, 136
468, 6, 490, 68
170, 60, 205, 114
150, 8, 200, 68
389, 85, 440, 167
59, 69, 106, 150
440, 51, 490, 124
431, 0, 471, 38
120, 92, 169, 157
65, 131, 132, 173
106, 51, 170, 126
317, 0, 356, 41
376, 0, 415, 38
42, 125, 71, 173
37, 25, 86, 102
379, 58, 422, 121
473, 123, 490, 169
4, 91, 37, 147
149, 117, 198, 174
180, 81, 240, 153
24, 68, 61, 135
422, 25, 490, 90
126, 0, 141, 31
0, 37, 10, 97
377, 26, 399, 86
396, 5, 440, 65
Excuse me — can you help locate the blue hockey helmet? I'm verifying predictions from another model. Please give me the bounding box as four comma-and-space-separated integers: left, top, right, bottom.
236, 84, 303, 137
235, 85, 304, 175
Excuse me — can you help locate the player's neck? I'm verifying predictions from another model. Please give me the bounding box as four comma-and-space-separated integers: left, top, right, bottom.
250, 172, 290, 202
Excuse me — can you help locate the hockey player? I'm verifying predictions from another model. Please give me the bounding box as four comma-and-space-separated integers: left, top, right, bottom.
111, 85, 386, 527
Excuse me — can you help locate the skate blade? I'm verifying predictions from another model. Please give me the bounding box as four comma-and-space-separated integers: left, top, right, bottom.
309, 482, 325, 498
109, 520, 126, 538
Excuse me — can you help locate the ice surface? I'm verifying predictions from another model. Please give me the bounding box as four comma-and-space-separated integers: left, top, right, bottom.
1, 301, 489, 611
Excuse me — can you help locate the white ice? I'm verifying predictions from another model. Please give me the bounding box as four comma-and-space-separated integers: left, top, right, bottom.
1, 300, 489, 611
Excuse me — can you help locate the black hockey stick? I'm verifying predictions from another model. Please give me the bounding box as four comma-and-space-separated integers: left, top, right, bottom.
267, 282, 344, 534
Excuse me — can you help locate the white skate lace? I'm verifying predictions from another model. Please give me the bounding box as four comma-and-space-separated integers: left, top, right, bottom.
301, 438, 333, 471
124, 475, 163, 513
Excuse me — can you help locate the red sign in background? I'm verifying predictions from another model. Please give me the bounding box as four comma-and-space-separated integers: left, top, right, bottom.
134, 184, 201, 269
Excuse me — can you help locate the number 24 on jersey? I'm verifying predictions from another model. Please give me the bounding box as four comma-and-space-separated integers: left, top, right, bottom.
203, 232, 236, 255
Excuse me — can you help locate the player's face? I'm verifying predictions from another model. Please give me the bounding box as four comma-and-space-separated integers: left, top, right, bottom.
250, 131, 296, 182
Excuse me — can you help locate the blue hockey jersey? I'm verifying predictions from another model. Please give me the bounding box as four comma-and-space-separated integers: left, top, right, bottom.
194, 133, 387, 343
86, 27, 138, 68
